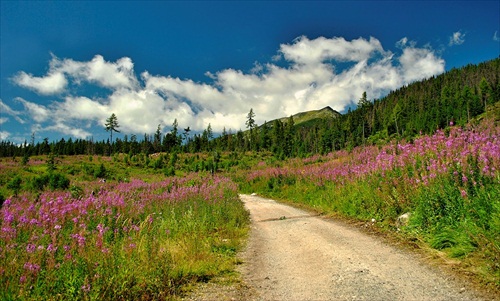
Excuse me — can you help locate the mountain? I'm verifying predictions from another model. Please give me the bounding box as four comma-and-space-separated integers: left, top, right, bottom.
278, 106, 341, 126
277, 106, 341, 128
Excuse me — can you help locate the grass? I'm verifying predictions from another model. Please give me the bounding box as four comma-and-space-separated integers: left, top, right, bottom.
0, 157, 249, 300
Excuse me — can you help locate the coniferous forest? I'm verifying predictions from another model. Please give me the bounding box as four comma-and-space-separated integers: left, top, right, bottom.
1, 58, 498, 158
1, 58, 498, 159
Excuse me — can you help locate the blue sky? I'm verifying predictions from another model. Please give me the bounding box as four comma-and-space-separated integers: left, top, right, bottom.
1, 1, 499, 143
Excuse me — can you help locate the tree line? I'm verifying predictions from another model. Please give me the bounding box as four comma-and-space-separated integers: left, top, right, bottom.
1, 58, 498, 159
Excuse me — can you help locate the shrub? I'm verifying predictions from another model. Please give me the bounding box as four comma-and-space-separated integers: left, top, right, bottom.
48, 172, 70, 190
94, 163, 107, 178
7, 175, 22, 196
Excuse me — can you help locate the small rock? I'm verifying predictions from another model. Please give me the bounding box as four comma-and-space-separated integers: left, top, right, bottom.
251, 193, 257, 196
396, 212, 411, 228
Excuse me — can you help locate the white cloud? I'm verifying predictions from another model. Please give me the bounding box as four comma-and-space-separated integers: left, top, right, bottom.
494, 31, 500, 42
44, 123, 92, 139
449, 31, 466, 46
0, 99, 25, 124
0, 117, 8, 124
13, 70, 67, 95
0, 131, 10, 140
279, 36, 385, 65
12, 54, 138, 96
399, 46, 445, 82
11, 36, 445, 138
55, 55, 139, 90
16, 97, 50, 123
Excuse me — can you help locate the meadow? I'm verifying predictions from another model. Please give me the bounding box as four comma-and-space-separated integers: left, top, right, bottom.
0, 161, 248, 300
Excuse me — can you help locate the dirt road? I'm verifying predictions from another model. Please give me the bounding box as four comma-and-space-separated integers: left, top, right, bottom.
185, 194, 491, 301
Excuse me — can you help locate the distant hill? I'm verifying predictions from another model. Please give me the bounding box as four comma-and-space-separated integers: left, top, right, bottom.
275, 106, 341, 128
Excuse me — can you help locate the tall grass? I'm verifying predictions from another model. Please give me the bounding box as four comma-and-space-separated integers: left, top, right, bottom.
238, 122, 500, 287
1, 174, 248, 300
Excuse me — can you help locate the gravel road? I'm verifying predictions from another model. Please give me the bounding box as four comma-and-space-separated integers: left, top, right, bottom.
184, 194, 494, 301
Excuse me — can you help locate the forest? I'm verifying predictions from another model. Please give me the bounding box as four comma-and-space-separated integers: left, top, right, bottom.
1, 58, 499, 160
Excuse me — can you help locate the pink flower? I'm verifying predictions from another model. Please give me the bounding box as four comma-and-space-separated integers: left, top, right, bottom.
47, 244, 57, 253
26, 244, 36, 253
81, 283, 91, 293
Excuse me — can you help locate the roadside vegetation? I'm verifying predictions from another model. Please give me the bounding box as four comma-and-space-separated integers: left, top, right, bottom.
237, 117, 500, 289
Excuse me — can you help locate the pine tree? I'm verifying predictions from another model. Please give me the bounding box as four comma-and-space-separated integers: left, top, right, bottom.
105, 113, 120, 143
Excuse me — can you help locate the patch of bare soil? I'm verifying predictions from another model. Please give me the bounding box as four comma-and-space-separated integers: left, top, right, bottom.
183, 194, 497, 301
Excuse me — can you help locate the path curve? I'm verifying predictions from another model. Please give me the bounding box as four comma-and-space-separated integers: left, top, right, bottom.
237, 194, 486, 301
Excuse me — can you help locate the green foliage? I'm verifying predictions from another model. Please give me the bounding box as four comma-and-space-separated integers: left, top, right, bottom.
46, 153, 56, 171
48, 172, 70, 190
21, 152, 30, 166
69, 185, 84, 199
7, 175, 22, 196
94, 163, 107, 178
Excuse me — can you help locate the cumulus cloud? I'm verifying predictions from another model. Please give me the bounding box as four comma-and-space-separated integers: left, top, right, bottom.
449, 31, 466, 46
12, 54, 138, 95
13, 70, 67, 95
399, 47, 445, 82
10, 36, 445, 138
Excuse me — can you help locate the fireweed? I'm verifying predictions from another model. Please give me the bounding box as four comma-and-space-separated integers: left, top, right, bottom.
0, 174, 248, 300
240, 123, 500, 285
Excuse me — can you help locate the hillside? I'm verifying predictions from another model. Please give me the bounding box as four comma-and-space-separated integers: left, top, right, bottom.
277, 106, 341, 127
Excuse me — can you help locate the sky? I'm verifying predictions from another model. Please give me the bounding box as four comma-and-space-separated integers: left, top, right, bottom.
1, 1, 499, 144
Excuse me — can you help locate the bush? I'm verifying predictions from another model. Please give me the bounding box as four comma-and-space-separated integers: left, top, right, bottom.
69, 185, 84, 199
94, 163, 107, 178
29, 174, 50, 192
48, 172, 70, 190
7, 175, 22, 196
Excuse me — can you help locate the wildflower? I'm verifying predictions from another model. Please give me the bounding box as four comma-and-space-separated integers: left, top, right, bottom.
47, 244, 57, 253
26, 244, 36, 253
54, 224, 62, 230
23, 262, 40, 273
81, 283, 91, 293
19, 275, 27, 283
71, 234, 86, 247
460, 189, 468, 198
3, 212, 14, 224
